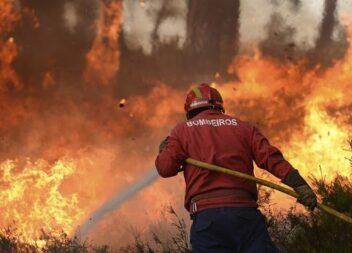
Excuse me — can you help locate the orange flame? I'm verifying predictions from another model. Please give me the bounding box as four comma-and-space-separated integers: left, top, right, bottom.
0, 0, 21, 91
0, 37, 21, 90
0, 0, 20, 33
84, 0, 122, 85
221, 25, 352, 181
0, 159, 84, 244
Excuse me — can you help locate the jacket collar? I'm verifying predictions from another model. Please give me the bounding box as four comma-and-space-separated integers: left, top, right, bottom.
194, 109, 222, 118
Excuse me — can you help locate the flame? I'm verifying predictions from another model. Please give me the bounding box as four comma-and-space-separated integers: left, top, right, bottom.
0, 0, 20, 33
0, 37, 21, 90
221, 25, 352, 181
286, 34, 352, 179
0, 159, 84, 244
84, 0, 122, 85
42, 71, 55, 89
287, 106, 350, 179
0, 0, 20, 89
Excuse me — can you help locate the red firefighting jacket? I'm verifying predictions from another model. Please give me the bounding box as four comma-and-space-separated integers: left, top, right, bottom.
155, 109, 294, 213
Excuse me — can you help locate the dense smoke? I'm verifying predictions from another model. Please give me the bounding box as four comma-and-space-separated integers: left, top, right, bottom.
253, 0, 348, 68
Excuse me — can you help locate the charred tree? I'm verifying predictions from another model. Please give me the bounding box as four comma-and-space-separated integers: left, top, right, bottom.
308, 0, 348, 69
15, 0, 97, 87
315, 0, 338, 52
117, 0, 241, 97
185, 0, 240, 81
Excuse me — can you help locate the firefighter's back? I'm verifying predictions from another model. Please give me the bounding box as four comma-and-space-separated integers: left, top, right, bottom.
174, 109, 258, 212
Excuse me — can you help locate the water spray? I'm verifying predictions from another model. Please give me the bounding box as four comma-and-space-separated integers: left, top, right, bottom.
75, 168, 158, 237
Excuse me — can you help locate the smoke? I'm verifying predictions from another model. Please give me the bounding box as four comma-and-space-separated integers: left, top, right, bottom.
316, 0, 338, 49
246, 0, 349, 68
255, 1, 323, 59
5, 0, 349, 97
306, 0, 349, 68
76, 168, 158, 238
122, 0, 187, 55
63, 2, 78, 33
117, 0, 241, 97
185, 0, 240, 82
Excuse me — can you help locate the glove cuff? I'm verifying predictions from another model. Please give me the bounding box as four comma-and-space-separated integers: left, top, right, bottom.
282, 170, 308, 188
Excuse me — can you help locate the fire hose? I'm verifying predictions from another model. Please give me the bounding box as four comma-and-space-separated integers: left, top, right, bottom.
186, 158, 352, 225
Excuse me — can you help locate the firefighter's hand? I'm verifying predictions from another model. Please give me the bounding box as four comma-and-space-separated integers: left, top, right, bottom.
294, 185, 317, 211
158, 137, 169, 153
283, 170, 317, 211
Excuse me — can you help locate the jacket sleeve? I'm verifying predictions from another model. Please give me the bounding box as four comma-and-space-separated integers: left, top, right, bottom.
250, 126, 294, 180
155, 126, 187, 178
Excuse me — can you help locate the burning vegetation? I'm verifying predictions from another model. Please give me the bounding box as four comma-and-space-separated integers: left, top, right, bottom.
0, 0, 351, 250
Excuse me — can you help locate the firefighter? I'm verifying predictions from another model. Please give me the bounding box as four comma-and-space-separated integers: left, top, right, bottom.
155, 83, 317, 253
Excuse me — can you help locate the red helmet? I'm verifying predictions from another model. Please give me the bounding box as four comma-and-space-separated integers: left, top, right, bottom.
184, 83, 224, 113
